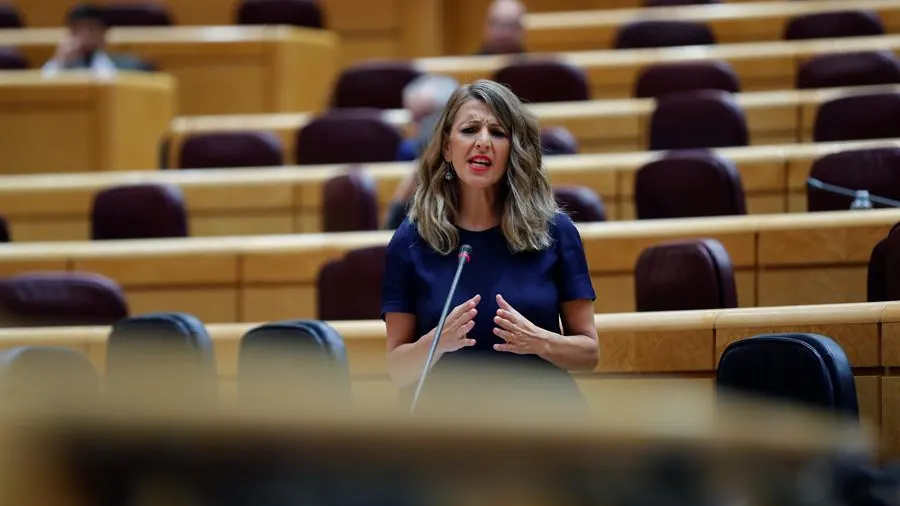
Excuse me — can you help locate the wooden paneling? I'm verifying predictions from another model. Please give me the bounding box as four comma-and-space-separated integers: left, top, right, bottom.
0, 26, 340, 115
0, 71, 173, 174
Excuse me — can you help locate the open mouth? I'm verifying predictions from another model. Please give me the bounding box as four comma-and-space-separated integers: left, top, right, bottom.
467, 155, 493, 172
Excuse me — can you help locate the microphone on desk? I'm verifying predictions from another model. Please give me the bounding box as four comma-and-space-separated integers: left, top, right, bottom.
807, 177, 900, 210
410, 244, 473, 414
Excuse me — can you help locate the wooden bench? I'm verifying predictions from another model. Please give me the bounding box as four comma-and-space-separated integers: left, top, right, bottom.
0, 26, 340, 115
0, 71, 174, 175
417, 34, 900, 98
0, 301, 895, 455
0, 137, 896, 241
526, 0, 900, 52
168, 83, 900, 157
0, 209, 892, 321
11, 0, 443, 64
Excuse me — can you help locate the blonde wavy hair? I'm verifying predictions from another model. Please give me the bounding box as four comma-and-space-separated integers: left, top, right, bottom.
408, 79, 558, 255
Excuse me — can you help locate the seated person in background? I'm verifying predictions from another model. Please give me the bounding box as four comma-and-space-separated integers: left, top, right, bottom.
477, 0, 527, 55
396, 75, 461, 162
43, 4, 149, 76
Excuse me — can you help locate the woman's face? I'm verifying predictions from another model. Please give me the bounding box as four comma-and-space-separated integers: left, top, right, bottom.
443, 99, 510, 190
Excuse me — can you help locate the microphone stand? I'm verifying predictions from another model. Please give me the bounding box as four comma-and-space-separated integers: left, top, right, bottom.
410, 244, 473, 413
807, 178, 900, 209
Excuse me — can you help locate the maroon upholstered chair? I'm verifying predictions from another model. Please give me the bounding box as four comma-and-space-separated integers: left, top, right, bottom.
635, 61, 740, 98
635, 151, 747, 219
492, 60, 590, 103
331, 60, 422, 110
0, 5, 23, 28
643, 0, 720, 5
102, 3, 173, 26
541, 127, 578, 155
813, 93, 900, 143
649, 90, 748, 151
91, 184, 189, 240
178, 132, 284, 169
554, 186, 606, 223
614, 20, 716, 49
797, 51, 900, 90
0, 272, 129, 327
235, 0, 324, 28
784, 10, 884, 40
807, 147, 900, 212
0, 215, 11, 243
317, 246, 386, 320
0, 47, 27, 69
634, 239, 738, 311
869, 223, 900, 302
295, 109, 402, 165
322, 170, 379, 232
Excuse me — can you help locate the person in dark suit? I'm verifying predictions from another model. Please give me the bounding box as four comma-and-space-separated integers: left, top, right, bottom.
42, 4, 150, 76
477, 0, 527, 55
380, 80, 598, 413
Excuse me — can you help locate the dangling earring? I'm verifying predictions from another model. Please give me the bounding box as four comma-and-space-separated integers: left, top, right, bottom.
444, 162, 454, 180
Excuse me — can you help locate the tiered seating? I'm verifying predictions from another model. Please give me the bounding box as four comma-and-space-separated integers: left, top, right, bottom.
4, 0, 900, 473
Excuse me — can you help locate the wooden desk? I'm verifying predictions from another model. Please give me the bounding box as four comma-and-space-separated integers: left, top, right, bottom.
0, 71, 173, 175
0, 138, 895, 241
0, 209, 892, 321
0, 26, 340, 115
417, 34, 900, 99
167, 83, 900, 157
11, 0, 442, 64
526, 0, 900, 52
0, 301, 892, 455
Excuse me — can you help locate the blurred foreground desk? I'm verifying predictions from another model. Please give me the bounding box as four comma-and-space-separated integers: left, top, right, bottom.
0, 71, 174, 175
0, 382, 873, 506
0, 26, 340, 115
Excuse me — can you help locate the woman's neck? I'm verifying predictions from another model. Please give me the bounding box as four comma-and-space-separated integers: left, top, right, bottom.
457, 187, 500, 231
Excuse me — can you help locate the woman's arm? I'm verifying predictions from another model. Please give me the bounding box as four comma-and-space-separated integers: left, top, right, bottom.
385, 295, 481, 387
538, 299, 598, 371
386, 313, 437, 387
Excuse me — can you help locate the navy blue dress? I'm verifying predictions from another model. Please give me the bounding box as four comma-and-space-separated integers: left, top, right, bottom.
381, 212, 596, 411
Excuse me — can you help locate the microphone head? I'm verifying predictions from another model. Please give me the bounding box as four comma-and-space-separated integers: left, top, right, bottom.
459, 244, 473, 263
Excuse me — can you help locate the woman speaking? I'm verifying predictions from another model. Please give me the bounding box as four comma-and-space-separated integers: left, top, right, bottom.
380, 80, 599, 413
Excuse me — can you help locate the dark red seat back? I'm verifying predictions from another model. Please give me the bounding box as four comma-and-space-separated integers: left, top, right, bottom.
0, 5, 23, 28
649, 90, 748, 150
103, 3, 173, 26
295, 109, 402, 165
492, 60, 590, 103
541, 127, 579, 155
332, 60, 422, 109
236, 0, 324, 28
0, 272, 129, 327
615, 20, 715, 49
554, 186, 607, 223
813, 93, 900, 143
634, 239, 738, 311
0, 48, 27, 69
317, 246, 386, 320
635, 61, 740, 98
178, 132, 284, 169
797, 51, 900, 89
91, 183, 189, 240
784, 10, 884, 40
322, 170, 379, 232
807, 147, 900, 212
635, 151, 747, 219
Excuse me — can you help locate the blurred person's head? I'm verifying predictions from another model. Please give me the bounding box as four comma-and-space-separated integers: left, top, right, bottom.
66, 4, 108, 57
482, 0, 526, 55
403, 74, 460, 151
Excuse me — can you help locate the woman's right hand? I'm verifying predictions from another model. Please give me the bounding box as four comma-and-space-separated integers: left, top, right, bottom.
429, 294, 480, 354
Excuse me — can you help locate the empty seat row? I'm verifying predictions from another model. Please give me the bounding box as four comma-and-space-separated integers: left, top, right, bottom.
169, 89, 900, 170
0, 0, 324, 29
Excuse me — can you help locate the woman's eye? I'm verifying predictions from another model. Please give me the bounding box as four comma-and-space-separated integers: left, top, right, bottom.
491, 130, 507, 138
461, 127, 477, 134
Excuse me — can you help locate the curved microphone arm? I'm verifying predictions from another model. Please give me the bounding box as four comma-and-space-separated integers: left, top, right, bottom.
807, 178, 900, 208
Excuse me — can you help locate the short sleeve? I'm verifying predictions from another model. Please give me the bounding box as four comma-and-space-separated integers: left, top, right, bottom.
553, 213, 596, 302
380, 221, 418, 319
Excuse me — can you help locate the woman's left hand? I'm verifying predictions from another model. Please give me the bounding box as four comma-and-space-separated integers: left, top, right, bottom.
492, 294, 548, 355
